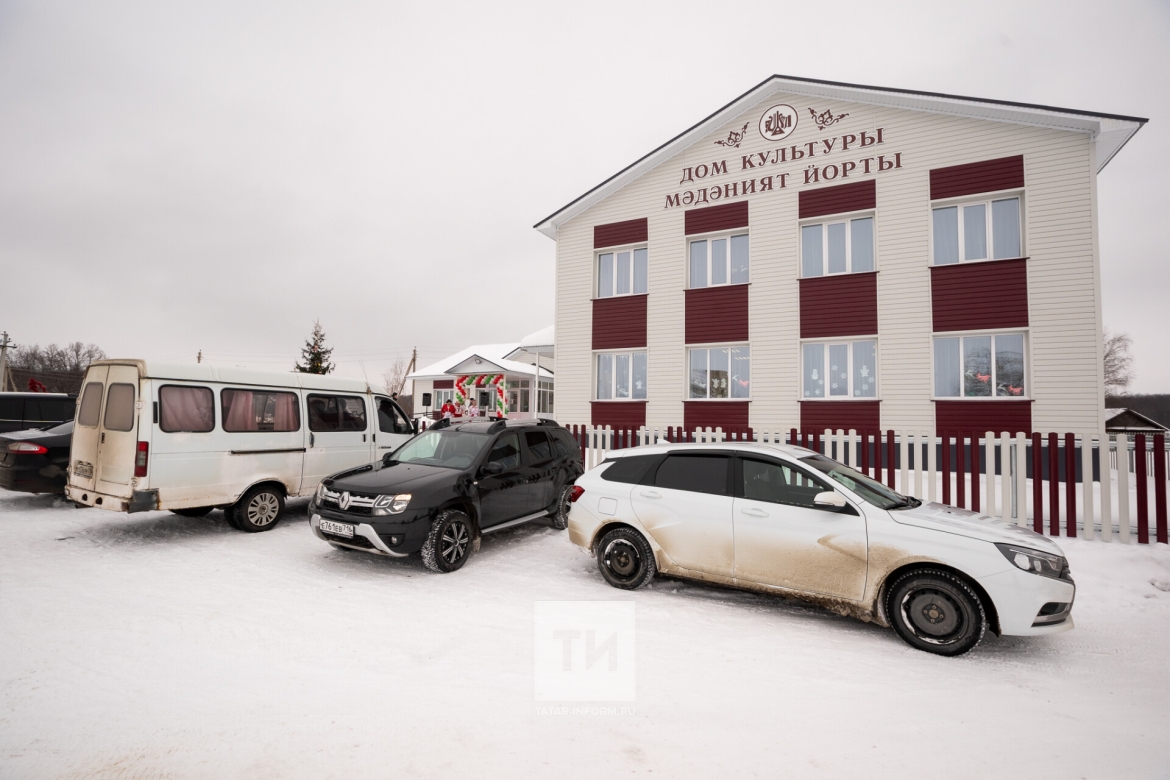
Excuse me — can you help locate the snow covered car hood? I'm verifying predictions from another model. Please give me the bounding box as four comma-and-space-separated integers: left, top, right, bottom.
889, 502, 1063, 554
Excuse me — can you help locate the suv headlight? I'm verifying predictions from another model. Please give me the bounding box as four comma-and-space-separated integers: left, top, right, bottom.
315, 482, 328, 503
994, 543, 1069, 580
372, 494, 411, 516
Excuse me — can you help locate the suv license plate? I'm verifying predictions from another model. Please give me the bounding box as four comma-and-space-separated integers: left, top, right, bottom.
320, 519, 354, 538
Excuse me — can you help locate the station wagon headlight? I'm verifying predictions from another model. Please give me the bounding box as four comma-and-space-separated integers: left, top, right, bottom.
994, 543, 1068, 580
372, 493, 411, 516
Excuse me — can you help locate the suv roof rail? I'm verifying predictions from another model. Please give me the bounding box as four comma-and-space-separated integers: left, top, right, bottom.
430, 418, 451, 430
487, 419, 508, 434
537, 418, 562, 427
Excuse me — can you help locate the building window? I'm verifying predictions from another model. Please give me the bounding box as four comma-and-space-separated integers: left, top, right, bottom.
688, 233, 749, 288
932, 197, 1021, 265
596, 352, 647, 400
801, 217, 874, 277
598, 247, 648, 298
506, 379, 530, 413
433, 388, 454, 408
538, 380, 554, 414
689, 346, 750, 399
802, 340, 877, 399
934, 333, 1026, 398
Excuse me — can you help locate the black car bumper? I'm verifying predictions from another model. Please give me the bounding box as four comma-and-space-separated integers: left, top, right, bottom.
0, 456, 67, 494
309, 499, 433, 556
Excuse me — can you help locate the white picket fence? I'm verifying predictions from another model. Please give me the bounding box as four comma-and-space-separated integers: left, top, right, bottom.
563, 425, 1170, 545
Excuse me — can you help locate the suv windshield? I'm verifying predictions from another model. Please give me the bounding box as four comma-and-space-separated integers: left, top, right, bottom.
388, 430, 491, 470
799, 454, 918, 510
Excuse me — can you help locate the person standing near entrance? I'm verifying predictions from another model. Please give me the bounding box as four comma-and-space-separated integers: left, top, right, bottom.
465, 397, 480, 418
440, 398, 456, 419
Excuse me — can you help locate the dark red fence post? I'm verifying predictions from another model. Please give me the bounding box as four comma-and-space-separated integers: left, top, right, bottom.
789, 427, 798, 447
1032, 432, 1044, 533
957, 434, 967, 509
1135, 434, 1149, 545
862, 432, 871, 478
746, 427, 754, 444
1154, 434, 1167, 545
886, 430, 896, 489
941, 433, 951, 506
970, 434, 981, 514
1047, 432, 1060, 536
1065, 432, 1077, 537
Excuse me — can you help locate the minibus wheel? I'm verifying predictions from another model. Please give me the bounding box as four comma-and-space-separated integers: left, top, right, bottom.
232, 485, 285, 532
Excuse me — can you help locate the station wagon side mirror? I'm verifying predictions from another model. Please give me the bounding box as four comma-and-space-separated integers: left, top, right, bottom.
482, 461, 503, 476
814, 491, 847, 509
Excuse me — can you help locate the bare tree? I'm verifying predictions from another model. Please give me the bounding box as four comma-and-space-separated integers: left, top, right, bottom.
1103, 329, 1134, 397
9, 342, 106, 393
382, 357, 408, 396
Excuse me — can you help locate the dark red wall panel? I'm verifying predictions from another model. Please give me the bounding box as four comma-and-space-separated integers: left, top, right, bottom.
433, 379, 453, 389
594, 218, 648, 249
686, 285, 749, 344
934, 400, 1032, 435
591, 401, 647, 430
798, 179, 876, 219
684, 401, 750, 432
799, 273, 878, 339
929, 155, 1024, 200
592, 295, 648, 350
931, 258, 1028, 332
800, 401, 881, 433
684, 201, 749, 235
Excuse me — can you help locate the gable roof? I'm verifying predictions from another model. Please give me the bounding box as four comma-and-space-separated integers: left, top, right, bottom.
1105, 407, 1169, 432
533, 74, 1147, 239
406, 343, 553, 381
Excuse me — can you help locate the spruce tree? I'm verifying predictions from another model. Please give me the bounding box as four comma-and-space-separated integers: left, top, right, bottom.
294, 320, 335, 374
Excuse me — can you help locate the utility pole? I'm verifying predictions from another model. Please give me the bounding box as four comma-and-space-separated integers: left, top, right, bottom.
0, 332, 15, 392
401, 347, 417, 395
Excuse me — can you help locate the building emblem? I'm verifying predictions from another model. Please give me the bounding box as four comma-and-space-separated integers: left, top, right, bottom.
339, 491, 351, 510
758, 104, 798, 142
809, 107, 849, 131
715, 122, 749, 148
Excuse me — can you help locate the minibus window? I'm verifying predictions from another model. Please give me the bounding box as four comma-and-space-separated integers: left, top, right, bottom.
77, 383, 103, 427
103, 384, 136, 432
222, 389, 300, 432
159, 386, 215, 433
307, 394, 366, 432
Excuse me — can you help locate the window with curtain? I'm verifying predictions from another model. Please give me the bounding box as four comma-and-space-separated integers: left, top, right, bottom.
801, 341, 877, 399
595, 352, 647, 401
688, 233, 749, 288
932, 197, 1022, 265
800, 216, 874, 277
159, 386, 215, 433
224, 389, 302, 432
933, 333, 1026, 397
597, 247, 648, 298
688, 346, 750, 399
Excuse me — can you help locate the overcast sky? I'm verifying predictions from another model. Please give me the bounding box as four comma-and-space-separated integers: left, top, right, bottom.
1, 0, 1167, 392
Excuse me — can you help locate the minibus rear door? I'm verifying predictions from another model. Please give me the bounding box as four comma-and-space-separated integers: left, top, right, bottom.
69, 365, 108, 492
94, 364, 141, 497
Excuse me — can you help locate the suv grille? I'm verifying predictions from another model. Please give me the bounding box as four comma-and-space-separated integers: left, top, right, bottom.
320, 488, 378, 516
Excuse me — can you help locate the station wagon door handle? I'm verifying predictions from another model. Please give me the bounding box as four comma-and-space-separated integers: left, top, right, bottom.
741, 507, 769, 518
638, 490, 662, 499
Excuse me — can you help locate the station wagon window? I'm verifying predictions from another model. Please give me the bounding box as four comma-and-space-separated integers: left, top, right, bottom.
933, 333, 1026, 398
802, 341, 876, 399
741, 458, 832, 509
77, 383, 103, 427
689, 233, 749, 288
597, 247, 648, 298
223, 389, 301, 432
801, 216, 874, 277
595, 352, 647, 401
932, 197, 1022, 265
655, 455, 729, 496
159, 386, 215, 433
689, 346, 750, 399
307, 394, 366, 432
377, 397, 412, 434
103, 384, 136, 432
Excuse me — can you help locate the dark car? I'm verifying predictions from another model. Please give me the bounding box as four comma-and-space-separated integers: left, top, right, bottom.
309, 418, 585, 572
0, 392, 76, 434
0, 421, 74, 494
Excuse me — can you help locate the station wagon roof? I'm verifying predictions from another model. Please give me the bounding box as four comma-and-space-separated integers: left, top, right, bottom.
85, 359, 376, 394
602, 441, 816, 460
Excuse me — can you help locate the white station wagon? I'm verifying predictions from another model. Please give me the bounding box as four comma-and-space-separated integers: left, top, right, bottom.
567, 441, 1075, 656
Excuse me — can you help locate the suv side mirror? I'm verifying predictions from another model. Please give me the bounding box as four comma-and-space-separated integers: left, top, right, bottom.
814, 491, 847, 509
482, 461, 503, 476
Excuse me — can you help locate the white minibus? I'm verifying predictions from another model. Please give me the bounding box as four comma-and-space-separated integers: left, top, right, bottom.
65, 360, 416, 531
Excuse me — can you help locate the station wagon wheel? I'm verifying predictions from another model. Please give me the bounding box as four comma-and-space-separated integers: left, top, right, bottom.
596, 527, 657, 590
422, 509, 475, 573
232, 485, 286, 533
886, 569, 987, 656
550, 485, 573, 530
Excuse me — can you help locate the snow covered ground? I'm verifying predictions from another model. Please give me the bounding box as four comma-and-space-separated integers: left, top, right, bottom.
2, 491, 1169, 779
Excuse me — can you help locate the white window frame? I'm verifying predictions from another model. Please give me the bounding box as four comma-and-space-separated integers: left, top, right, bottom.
799, 212, 876, 278
800, 339, 879, 400
687, 230, 750, 289
593, 351, 648, 401
537, 380, 554, 415
596, 244, 648, 299
931, 329, 1030, 400
687, 344, 751, 401
433, 389, 454, 407
930, 191, 1025, 266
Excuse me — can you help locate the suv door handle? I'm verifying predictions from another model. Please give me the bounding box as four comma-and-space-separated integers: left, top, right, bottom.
638, 490, 662, 499
741, 507, 769, 518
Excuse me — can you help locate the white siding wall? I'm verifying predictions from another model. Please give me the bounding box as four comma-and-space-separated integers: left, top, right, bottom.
553, 91, 1103, 432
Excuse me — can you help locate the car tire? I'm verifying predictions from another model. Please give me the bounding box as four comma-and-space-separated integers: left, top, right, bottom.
231, 486, 285, 533
421, 509, 474, 573
886, 568, 987, 656
172, 507, 213, 517
549, 485, 573, 531
596, 527, 656, 590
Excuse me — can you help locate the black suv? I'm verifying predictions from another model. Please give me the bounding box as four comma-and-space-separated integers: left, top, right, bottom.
309, 418, 585, 572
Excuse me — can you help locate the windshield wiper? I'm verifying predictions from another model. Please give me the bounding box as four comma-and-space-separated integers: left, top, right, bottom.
889, 496, 921, 510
